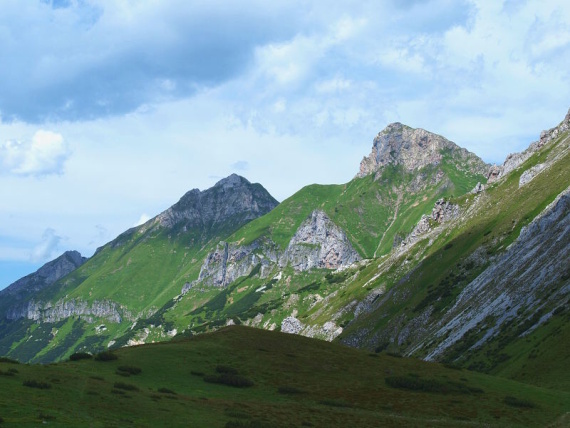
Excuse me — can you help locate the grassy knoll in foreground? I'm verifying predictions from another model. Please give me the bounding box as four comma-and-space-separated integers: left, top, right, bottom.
0, 326, 568, 427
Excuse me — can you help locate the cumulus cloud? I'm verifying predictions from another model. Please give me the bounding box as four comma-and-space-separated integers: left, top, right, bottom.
31, 228, 62, 262
0, 130, 70, 177
0, 0, 306, 122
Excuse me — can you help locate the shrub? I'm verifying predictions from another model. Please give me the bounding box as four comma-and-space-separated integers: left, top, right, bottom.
204, 374, 254, 388
385, 376, 482, 395
38, 412, 56, 421
157, 387, 176, 395
0, 370, 15, 377
503, 396, 536, 408
23, 380, 51, 389
0, 357, 19, 364
94, 351, 118, 362
190, 370, 205, 377
318, 399, 353, 408
69, 352, 92, 361
113, 382, 139, 391
117, 366, 142, 375
277, 385, 304, 394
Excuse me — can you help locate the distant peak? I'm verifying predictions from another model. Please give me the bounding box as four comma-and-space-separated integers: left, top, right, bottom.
214, 174, 251, 188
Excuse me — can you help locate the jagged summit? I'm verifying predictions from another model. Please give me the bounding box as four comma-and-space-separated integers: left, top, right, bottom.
0, 250, 86, 300
157, 174, 278, 233
357, 123, 488, 178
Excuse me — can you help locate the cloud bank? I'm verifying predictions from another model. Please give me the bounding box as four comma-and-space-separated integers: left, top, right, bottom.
0, 130, 70, 176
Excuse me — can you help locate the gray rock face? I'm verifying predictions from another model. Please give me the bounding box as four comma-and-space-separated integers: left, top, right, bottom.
424, 185, 570, 360
280, 210, 361, 271
281, 316, 304, 334
471, 182, 484, 194
488, 108, 570, 183
189, 210, 360, 289
6, 298, 131, 323
431, 199, 458, 223
190, 238, 279, 289
107, 174, 279, 252
156, 174, 279, 235
1, 251, 86, 301
358, 123, 488, 177
519, 163, 546, 187
399, 199, 458, 250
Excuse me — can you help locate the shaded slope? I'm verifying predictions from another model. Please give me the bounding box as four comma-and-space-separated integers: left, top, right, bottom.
0, 326, 567, 427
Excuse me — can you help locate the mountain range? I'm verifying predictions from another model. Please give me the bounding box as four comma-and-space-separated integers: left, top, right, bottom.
1, 107, 568, 406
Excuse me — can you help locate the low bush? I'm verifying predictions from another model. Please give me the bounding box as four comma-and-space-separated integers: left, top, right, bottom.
0, 370, 15, 377
0, 357, 19, 364
319, 399, 353, 408
94, 351, 118, 362
190, 370, 205, 377
23, 380, 51, 390
69, 352, 92, 361
157, 387, 176, 395
503, 396, 536, 408
117, 366, 142, 375
113, 382, 138, 392
204, 374, 254, 388
277, 385, 304, 394
385, 376, 483, 395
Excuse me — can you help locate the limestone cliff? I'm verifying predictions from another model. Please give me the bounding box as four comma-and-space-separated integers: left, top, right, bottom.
358, 123, 488, 178
280, 210, 361, 271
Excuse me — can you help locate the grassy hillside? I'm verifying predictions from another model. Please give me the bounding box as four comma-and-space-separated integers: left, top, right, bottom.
338, 128, 570, 391
230, 159, 485, 259
0, 326, 568, 427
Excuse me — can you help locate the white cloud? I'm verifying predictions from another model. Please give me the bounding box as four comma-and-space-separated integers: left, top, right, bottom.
31, 228, 62, 262
0, 130, 70, 177
134, 214, 151, 227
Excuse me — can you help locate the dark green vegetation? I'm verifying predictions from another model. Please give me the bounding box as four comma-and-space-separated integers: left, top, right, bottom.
1, 326, 568, 427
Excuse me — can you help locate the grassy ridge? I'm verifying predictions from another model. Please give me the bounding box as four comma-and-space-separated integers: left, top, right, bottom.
0, 326, 567, 427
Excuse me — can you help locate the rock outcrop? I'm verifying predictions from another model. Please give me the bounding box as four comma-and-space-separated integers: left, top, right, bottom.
424, 185, 570, 360
280, 210, 361, 271
358, 123, 488, 177
399, 199, 459, 250
488, 108, 570, 183
6, 298, 131, 324
189, 238, 279, 289
431, 199, 459, 223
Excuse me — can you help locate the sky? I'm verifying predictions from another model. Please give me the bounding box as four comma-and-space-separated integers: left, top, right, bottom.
1, 0, 569, 289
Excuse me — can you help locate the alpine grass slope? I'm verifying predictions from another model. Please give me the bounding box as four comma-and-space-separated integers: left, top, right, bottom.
0, 109, 568, 409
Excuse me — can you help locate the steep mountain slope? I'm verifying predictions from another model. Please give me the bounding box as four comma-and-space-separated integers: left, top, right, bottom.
0, 251, 85, 308
1, 326, 568, 427
338, 108, 570, 390
0, 175, 278, 362
2, 107, 567, 397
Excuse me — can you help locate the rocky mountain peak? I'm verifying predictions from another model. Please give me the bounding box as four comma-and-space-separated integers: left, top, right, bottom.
357, 123, 488, 178
214, 173, 250, 189
155, 174, 278, 238
0, 250, 86, 300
